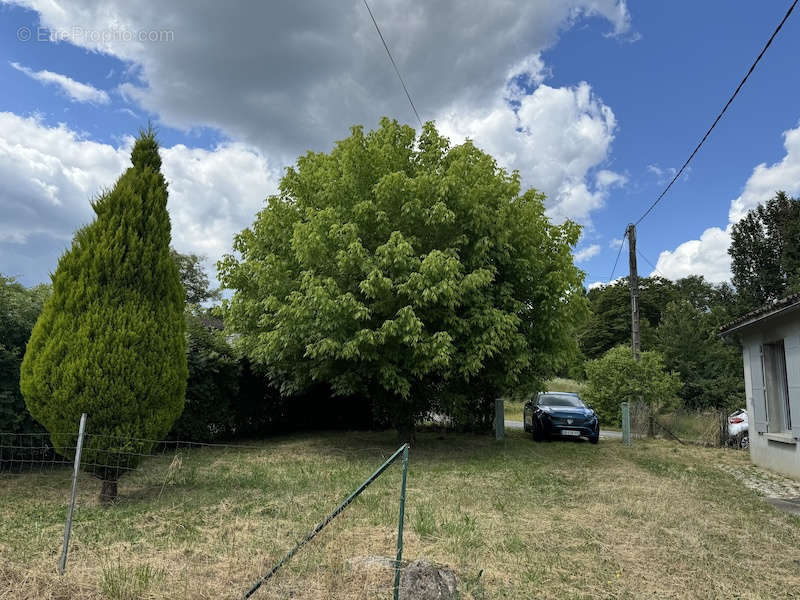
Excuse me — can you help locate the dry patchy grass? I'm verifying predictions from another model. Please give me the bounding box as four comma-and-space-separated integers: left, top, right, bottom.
1, 430, 799, 599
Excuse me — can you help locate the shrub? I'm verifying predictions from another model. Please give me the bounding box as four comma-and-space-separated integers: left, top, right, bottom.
584, 345, 681, 426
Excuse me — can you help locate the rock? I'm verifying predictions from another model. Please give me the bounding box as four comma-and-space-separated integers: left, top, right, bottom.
399, 559, 457, 600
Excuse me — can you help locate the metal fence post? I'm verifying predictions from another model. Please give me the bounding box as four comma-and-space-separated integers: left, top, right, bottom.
243, 443, 410, 599
393, 444, 409, 600
59, 412, 87, 575
621, 402, 631, 447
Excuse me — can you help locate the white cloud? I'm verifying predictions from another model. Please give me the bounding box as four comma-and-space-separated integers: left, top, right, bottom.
2, 0, 636, 283
654, 225, 732, 283
7, 0, 631, 162
609, 237, 624, 249
574, 244, 602, 262
437, 81, 622, 226
596, 169, 627, 189
728, 125, 800, 222
587, 278, 620, 290
0, 112, 277, 286
655, 122, 800, 283
10, 62, 110, 104
646, 163, 674, 184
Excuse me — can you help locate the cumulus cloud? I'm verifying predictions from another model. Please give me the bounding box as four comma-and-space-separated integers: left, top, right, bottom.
655, 123, 800, 283
728, 126, 800, 222
10, 62, 110, 104
574, 244, 602, 262
437, 81, 622, 226
8, 0, 630, 162
654, 226, 732, 283
2, 0, 636, 283
0, 112, 278, 286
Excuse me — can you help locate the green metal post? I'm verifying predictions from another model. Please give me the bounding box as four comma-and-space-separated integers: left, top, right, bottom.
621, 402, 631, 447
393, 444, 409, 600
243, 443, 410, 599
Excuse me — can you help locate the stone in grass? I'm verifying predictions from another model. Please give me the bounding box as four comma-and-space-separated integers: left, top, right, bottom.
399, 559, 457, 600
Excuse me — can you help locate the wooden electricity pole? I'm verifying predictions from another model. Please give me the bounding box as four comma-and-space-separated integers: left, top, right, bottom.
627, 223, 641, 361
627, 223, 653, 436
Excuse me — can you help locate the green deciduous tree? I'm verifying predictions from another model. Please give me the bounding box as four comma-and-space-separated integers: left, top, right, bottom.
20, 129, 187, 501
219, 118, 587, 438
584, 345, 680, 426
581, 276, 677, 361
0, 276, 50, 434
171, 249, 221, 306
729, 191, 800, 311
657, 300, 743, 410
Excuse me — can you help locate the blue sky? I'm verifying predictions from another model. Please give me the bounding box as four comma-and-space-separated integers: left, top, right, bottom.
2, 1, 799, 289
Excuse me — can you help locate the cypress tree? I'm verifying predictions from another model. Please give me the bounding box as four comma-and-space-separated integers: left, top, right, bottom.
20, 128, 187, 502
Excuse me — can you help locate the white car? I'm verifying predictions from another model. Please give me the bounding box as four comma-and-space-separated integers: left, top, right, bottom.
728, 408, 749, 449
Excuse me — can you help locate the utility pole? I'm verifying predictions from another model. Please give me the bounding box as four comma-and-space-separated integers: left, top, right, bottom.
627, 223, 641, 361
627, 223, 652, 436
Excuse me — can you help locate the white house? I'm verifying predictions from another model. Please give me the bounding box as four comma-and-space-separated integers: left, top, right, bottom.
721, 293, 800, 480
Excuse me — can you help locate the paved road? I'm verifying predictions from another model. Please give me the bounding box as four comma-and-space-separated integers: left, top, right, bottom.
505, 420, 622, 439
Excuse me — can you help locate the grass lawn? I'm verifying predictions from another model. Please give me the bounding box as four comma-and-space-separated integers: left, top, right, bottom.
1, 430, 799, 599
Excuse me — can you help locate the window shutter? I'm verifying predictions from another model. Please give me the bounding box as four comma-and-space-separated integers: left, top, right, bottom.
750, 344, 768, 433
784, 338, 800, 439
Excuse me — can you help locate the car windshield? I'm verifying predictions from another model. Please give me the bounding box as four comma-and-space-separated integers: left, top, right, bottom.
538, 394, 584, 408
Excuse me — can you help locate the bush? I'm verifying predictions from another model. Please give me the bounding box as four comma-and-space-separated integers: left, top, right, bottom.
584, 346, 681, 426
169, 316, 240, 442
0, 276, 50, 435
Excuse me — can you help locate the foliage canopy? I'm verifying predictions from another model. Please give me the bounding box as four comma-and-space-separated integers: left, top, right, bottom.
219, 118, 587, 433
729, 191, 800, 310
0, 276, 50, 433
584, 345, 681, 425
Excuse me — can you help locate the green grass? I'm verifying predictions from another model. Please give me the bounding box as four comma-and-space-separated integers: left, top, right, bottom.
1, 430, 798, 599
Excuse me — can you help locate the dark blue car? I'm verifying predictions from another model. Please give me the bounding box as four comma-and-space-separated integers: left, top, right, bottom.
523, 392, 599, 444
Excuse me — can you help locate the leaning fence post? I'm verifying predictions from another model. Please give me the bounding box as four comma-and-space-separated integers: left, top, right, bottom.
58, 412, 87, 575
621, 402, 631, 447
393, 444, 410, 600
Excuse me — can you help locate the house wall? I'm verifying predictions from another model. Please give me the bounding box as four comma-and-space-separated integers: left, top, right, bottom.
740, 312, 800, 480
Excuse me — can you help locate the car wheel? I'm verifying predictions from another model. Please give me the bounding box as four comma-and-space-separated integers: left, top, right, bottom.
589, 434, 599, 445
740, 434, 749, 450
531, 421, 543, 442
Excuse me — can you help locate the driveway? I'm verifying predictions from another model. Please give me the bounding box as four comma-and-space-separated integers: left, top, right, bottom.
505, 420, 622, 439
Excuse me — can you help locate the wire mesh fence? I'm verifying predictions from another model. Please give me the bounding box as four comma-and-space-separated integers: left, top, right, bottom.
0, 420, 412, 599
624, 402, 743, 448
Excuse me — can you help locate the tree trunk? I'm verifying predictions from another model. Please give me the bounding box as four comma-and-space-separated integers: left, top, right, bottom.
100, 478, 118, 503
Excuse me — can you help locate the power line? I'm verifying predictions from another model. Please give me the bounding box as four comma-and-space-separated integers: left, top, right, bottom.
634, 0, 798, 226
608, 230, 628, 282
636, 247, 663, 278
362, 0, 423, 129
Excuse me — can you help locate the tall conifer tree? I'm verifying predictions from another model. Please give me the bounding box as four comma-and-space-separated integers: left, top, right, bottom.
21, 128, 187, 502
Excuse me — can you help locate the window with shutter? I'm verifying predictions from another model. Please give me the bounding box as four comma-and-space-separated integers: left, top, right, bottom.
764, 340, 791, 433
750, 343, 768, 433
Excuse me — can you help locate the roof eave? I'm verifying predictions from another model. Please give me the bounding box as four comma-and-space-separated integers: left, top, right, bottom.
720, 300, 800, 337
